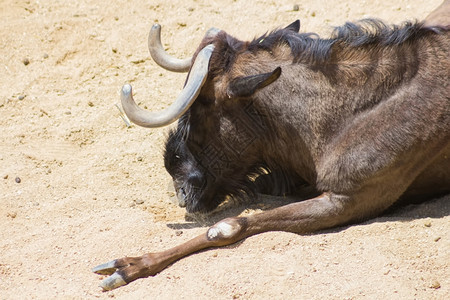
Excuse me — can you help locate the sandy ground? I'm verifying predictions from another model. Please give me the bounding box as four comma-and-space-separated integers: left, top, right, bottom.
0, 0, 448, 299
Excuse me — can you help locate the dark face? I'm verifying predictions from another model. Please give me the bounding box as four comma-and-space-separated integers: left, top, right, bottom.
164, 130, 214, 213
162, 31, 285, 214
163, 112, 261, 214
164, 132, 253, 213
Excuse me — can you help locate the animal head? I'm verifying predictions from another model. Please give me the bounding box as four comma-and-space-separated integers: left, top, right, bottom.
161, 29, 294, 212
120, 21, 301, 213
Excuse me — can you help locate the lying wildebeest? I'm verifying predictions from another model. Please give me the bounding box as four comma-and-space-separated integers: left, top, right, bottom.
93, 12, 449, 290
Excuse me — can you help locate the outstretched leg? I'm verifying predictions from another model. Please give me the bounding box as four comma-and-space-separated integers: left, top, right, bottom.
93, 192, 369, 290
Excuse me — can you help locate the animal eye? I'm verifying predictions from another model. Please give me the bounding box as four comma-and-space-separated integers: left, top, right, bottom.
175, 155, 181, 159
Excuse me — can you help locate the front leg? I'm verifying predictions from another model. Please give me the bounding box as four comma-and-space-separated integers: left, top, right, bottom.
93, 192, 372, 290
92, 230, 236, 291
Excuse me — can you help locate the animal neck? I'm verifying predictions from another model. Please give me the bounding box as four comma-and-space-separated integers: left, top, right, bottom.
253, 39, 426, 183
301, 42, 421, 142
323, 41, 420, 90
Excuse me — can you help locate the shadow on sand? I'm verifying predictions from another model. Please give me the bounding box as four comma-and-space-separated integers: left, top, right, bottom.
165, 192, 450, 232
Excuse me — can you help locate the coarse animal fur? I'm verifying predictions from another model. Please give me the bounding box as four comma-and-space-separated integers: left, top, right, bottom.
164, 19, 450, 215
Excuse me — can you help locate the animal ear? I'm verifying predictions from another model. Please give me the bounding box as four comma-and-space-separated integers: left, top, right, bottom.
227, 67, 282, 98
285, 20, 300, 33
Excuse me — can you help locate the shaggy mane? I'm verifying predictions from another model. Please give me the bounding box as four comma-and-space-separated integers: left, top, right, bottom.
248, 19, 444, 63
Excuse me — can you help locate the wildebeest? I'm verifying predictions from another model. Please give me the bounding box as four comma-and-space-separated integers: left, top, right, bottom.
93, 7, 449, 290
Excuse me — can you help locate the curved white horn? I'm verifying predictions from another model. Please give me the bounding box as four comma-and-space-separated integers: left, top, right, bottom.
148, 24, 192, 72
121, 44, 215, 128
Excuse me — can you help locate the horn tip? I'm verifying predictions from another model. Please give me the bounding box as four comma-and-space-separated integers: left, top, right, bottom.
205, 27, 221, 38
122, 84, 132, 95
152, 23, 161, 30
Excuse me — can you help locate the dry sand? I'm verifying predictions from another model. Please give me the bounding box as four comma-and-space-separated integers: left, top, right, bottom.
1, 0, 448, 299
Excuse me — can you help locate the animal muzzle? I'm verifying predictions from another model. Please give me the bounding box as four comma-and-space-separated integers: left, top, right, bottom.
173, 174, 205, 209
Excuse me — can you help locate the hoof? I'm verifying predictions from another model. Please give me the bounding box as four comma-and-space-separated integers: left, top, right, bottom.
99, 272, 127, 291
92, 260, 117, 275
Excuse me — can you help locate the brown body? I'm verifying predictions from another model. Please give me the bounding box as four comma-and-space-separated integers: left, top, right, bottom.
93, 3, 450, 291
